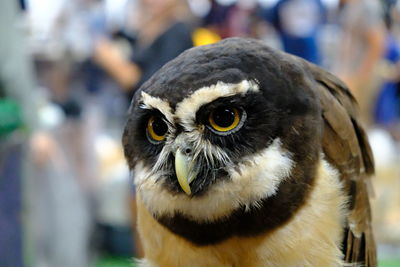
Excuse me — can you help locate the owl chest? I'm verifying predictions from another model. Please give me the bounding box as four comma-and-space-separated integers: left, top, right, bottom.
137, 160, 347, 267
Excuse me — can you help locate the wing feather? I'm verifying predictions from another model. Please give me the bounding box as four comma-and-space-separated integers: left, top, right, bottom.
306, 62, 377, 266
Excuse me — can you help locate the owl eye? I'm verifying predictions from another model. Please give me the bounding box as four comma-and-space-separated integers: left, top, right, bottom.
147, 116, 168, 143
208, 107, 244, 134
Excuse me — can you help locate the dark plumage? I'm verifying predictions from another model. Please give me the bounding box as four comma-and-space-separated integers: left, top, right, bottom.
123, 37, 376, 266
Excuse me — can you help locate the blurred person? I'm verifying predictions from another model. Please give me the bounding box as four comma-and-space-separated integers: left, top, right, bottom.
94, 0, 194, 100
0, 1, 84, 267
200, 0, 268, 40
333, 0, 386, 124
373, 3, 400, 140
22, 0, 111, 266
226, 0, 258, 37
95, 0, 194, 257
213, 0, 259, 38
201, 0, 233, 38
26, 54, 93, 267
392, 1, 400, 43
269, 0, 326, 64
0, 1, 38, 266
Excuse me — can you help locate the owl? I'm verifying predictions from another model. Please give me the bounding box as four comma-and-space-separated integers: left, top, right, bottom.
123, 38, 376, 266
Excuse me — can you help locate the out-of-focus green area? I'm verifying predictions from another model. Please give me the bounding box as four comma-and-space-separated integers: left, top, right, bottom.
379, 258, 400, 267
95, 256, 135, 267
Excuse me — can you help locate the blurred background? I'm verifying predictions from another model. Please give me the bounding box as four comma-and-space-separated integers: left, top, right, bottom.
0, 0, 399, 266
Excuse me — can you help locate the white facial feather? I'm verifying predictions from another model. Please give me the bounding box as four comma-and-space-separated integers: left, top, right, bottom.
135, 138, 293, 222
144, 131, 230, 187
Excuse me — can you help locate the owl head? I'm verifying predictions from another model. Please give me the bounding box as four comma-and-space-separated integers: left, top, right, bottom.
123, 38, 323, 244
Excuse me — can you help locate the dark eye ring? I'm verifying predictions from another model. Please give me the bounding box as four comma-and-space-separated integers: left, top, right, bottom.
207, 107, 246, 135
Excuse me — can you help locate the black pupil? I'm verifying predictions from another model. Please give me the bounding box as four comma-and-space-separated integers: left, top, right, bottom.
213, 107, 236, 128
152, 117, 168, 136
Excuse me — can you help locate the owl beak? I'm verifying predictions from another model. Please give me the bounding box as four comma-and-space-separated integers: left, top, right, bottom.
175, 149, 196, 195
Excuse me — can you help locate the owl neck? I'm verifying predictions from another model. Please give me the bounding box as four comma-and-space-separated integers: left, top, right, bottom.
155, 157, 318, 246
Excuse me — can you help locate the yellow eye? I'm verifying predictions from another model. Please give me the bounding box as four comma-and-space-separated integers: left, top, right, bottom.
147, 116, 168, 143
208, 107, 241, 133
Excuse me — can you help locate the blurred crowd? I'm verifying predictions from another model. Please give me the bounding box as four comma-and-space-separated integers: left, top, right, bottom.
1, 0, 400, 266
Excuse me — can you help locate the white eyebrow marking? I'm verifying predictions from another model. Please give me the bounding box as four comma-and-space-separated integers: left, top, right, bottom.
175, 80, 259, 131
139, 91, 174, 123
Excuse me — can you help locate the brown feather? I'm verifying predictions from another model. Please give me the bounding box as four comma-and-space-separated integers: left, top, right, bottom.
303, 61, 377, 266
